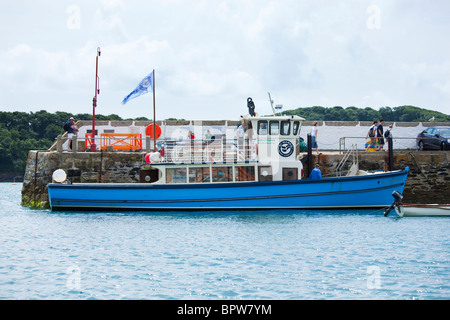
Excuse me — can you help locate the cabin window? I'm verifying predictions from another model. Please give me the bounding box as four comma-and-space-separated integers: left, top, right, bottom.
166, 167, 187, 183
293, 121, 300, 135
269, 121, 279, 135
257, 121, 268, 135
281, 121, 290, 135
235, 166, 255, 182
212, 167, 232, 182
189, 167, 210, 183
282, 168, 298, 181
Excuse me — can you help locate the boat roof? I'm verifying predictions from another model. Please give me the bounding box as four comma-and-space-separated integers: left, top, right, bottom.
241, 115, 306, 121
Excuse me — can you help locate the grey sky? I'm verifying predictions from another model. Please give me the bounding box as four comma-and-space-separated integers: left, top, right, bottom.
1, 0, 449, 120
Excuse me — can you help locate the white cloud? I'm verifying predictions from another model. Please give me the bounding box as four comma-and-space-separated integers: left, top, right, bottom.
100, 0, 124, 10
0, 0, 449, 119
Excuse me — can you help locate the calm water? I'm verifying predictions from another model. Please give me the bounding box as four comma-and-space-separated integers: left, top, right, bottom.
0, 183, 448, 300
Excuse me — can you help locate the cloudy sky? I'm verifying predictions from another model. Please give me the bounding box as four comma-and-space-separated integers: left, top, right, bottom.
1, 0, 449, 120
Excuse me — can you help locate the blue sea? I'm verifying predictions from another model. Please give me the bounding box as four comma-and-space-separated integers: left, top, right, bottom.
0, 183, 449, 300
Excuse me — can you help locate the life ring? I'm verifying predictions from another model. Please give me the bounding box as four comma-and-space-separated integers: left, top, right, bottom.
146, 123, 161, 139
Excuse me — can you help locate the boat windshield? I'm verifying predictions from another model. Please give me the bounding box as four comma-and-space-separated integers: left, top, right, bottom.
281, 121, 290, 135
293, 121, 300, 135
258, 121, 268, 135
269, 121, 279, 135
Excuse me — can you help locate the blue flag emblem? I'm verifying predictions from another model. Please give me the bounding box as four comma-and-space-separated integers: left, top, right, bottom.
122, 71, 154, 104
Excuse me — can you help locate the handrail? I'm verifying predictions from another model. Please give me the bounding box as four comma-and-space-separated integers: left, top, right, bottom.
336, 144, 358, 177
158, 137, 258, 164
339, 136, 432, 152
84, 133, 143, 150
100, 133, 142, 150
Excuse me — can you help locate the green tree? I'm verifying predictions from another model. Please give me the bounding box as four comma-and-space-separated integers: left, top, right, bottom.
342, 106, 359, 121
379, 106, 394, 121
0, 110, 148, 178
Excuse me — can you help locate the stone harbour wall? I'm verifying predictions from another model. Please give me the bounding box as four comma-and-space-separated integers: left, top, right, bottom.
21, 150, 450, 209
21, 151, 145, 208
393, 151, 450, 204
307, 151, 450, 204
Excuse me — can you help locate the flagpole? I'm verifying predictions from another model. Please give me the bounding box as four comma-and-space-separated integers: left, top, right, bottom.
152, 69, 156, 151
90, 47, 101, 152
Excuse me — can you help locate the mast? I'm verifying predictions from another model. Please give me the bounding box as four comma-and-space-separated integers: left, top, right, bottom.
90, 47, 101, 152
267, 92, 276, 115
152, 69, 156, 151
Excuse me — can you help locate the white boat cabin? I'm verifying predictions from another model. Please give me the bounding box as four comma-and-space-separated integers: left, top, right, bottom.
142, 115, 306, 184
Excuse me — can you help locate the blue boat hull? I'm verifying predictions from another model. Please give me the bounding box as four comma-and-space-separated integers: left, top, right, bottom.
47, 168, 409, 211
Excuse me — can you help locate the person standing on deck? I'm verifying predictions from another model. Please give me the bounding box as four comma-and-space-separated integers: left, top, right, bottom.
235, 121, 245, 155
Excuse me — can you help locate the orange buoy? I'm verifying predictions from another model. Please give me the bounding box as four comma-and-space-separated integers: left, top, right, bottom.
146, 124, 161, 139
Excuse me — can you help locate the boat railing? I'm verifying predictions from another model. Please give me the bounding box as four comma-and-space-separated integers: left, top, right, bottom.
336, 144, 358, 176
158, 137, 258, 164
50, 134, 259, 162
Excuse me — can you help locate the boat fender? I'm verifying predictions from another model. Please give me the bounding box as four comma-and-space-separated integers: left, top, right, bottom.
150, 151, 161, 163
145, 152, 162, 163
52, 169, 67, 183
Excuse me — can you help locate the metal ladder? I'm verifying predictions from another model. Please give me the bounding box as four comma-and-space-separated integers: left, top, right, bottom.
336, 144, 359, 177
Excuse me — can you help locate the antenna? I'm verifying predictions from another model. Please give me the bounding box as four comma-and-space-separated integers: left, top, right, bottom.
267, 92, 276, 115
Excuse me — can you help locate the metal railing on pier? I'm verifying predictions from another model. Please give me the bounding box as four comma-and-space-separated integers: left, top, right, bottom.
338, 136, 437, 152
50, 134, 259, 163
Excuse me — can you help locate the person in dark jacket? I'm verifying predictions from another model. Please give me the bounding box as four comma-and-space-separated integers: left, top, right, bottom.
66, 117, 78, 151
377, 119, 385, 150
